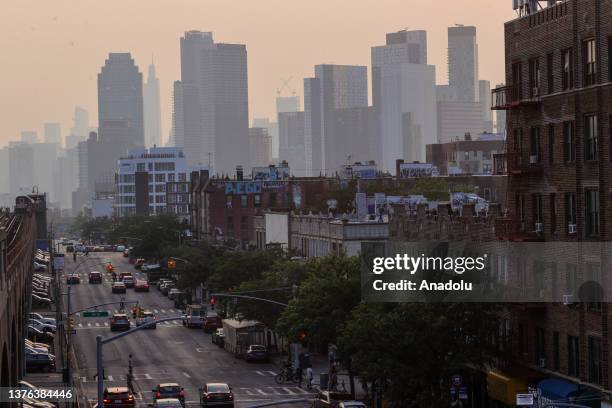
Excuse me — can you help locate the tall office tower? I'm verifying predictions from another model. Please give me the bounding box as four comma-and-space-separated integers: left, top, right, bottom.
276, 96, 300, 114
144, 62, 162, 147
448, 25, 479, 102
494, 83, 506, 135
98, 53, 144, 150
20, 131, 38, 144
169, 81, 184, 148
278, 111, 306, 176
303, 65, 368, 176
249, 127, 272, 168
178, 31, 249, 174
32, 142, 58, 202
372, 30, 437, 170
479, 80, 493, 132
44, 123, 62, 145
0, 147, 8, 193
8, 142, 34, 195
252, 118, 279, 160
66, 106, 90, 148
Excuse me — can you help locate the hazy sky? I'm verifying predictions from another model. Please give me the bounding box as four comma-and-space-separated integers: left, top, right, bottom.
0, 0, 515, 148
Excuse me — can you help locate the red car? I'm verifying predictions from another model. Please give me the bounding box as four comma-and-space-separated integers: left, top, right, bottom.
134, 259, 146, 270
203, 314, 222, 333
102, 387, 135, 407
66, 274, 80, 284
134, 280, 150, 292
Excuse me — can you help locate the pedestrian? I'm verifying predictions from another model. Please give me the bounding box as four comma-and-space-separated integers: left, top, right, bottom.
305, 367, 313, 390
111, 272, 116, 282
72, 252, 76, 262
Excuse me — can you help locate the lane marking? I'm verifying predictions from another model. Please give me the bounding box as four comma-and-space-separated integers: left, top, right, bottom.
144, 373, 152, 380
281, 387, 296, 395
182, 372, 191, 378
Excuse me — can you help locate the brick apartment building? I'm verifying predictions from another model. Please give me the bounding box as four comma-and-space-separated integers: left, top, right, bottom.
491, 0, 612, 403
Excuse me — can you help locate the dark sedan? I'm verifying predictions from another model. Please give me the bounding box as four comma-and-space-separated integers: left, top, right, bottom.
200, 383, 234, 407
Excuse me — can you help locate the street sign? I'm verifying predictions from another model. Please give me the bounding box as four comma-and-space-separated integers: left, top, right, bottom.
516, 393, 534, 406
452, 374, 463, 387
53, 255, 65, 270
82, 311, 110, 317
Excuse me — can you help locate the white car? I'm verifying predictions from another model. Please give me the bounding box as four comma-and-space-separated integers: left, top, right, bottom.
29, 313, 56, 326
339, 402, 367, 408
25, 339, 50, 352
29, 319, 56, 333
152, 398, 183, 408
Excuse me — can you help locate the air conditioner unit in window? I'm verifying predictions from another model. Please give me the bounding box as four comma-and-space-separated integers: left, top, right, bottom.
568, 223, 577, 234
539, 357, 546, 368
535, 222, 544, 233
533, 87, 540, 97
530, 155, 539, 164
563, 294, 574, 305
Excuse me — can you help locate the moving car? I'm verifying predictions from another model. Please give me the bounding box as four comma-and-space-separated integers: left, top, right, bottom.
151, 398, 183, 408
123, 249, 129, 258
109, 314, 130, 332
122, 275, 135, 288
167, 288, 184, 300
134, 280, 150, 292
182, 305, 205, 328
338, 402, 368, 408
134, 258, 146, 270
212, 328, 225, 347
203, 313, 222, 333
29, 313, 56, 326
152, 383, 185, 405
25, 351, 55, 373
200, 383, 234, 407
161, 282, 175, 296
245, 345, 269, 363
136, 311, 157, 329
112, 282, 127, 294
116, 245, 126, 252
102, 387, 135, 407
66, 274, 80, 284
89, 271, 103, 284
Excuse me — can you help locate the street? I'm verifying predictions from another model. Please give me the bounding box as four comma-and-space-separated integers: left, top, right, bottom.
63, 252, 312, 407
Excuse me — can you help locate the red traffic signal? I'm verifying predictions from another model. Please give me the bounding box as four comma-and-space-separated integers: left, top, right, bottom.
210, 297, 216, 309
298, 330, 308, 342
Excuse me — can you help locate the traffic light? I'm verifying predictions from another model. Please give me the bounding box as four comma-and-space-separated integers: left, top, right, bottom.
66, 317, 75, 331
167, 260, 176, 269
298, 330, 308, 344
210, 297, 216, 310
106, 263, 114, 273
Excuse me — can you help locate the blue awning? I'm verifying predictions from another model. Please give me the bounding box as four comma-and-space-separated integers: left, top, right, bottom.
538, 378, 580, 400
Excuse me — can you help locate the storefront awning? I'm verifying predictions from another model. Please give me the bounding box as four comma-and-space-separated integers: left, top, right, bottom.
487, 370, 528, 406
537, 379, 580, 400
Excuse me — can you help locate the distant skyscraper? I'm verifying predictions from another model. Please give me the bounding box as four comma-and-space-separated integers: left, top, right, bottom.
44, 123, 62, 145
278, 111, 305, 175
252, 118, 279, 160
9, 143, 34, 195
448, 25, 479, 102
144, 62, 162, 147
276, 96, 300, 114
169, 81, 184, 148
98, 53, 144, 150
249, 127, 272, 168
304, 65, 368, 175
32, 142, 58, 202
372, 30, 437, 170
0, 147, 8, 193
67, 106, 90, 149
176, 31, 249, 174
20, 131, 38, 144
479, 80, 493, 133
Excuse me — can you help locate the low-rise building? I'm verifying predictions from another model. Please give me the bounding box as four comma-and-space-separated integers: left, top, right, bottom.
426, 132, 505, 175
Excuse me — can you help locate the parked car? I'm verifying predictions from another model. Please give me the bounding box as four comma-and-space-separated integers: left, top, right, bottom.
25, 339, 49, 352
112, 282, 127, 294
27, 326, 54, 344
338, 402, 368, 408
25, 352, 55, 372
182, 305, 205, 328
66, 274, 80, 284
161, 282, 175, 296
312, 391, 354, 408
152, 383, 185, 405
157, 279, 173, 290
212, 328, 225, 346
29, 313, 56, 326
134, 280, 150, 292
245, 345, 269, 363
102, 387, 135, 407
136, 311, 157, 329
89, 271, 103, 284
200, 383, 234, 407
29, 318, 56, 333
134, 258, 146, 270
31, 294, 52, 307
151, 398, 183, 408
167, 288, 184, 300
109, 314, 130, 332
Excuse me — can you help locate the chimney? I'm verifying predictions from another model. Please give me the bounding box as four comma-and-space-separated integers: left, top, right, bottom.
236, 165, 244, 181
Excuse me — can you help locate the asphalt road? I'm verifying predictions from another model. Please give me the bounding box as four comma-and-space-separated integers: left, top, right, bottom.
62, 252, 312, 407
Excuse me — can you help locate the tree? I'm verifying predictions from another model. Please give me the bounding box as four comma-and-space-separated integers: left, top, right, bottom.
410, 178, 450, 201
276, 254, 361, 352
339, 303, 500, 407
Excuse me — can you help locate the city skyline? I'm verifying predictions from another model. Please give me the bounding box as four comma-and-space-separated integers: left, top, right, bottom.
0, 0, 514, 147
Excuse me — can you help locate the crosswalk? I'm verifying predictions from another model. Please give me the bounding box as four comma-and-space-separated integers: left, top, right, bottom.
75, 308, 182, 317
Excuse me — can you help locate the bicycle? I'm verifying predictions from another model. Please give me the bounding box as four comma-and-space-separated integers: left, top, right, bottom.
274, 367, 300, 384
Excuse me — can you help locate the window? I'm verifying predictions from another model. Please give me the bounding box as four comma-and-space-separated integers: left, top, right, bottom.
535, 327, 546, 365
225, 195, 233, 208
178, 173, 187, 182
566, 264, 578, 297
482, 151, 492, 160
240, 195, 248, 208
530, 126, 541, 162
240, 216, 248, 230
566, 192, 577, 232
585, 114, 598, 161
137, 163, 145, 172
562, 48, 574, 90
583, 39, 597, 86
563, 121, 575, 163
464, 151, 470, 160
588, 337, 603, 385
168, 173, 175, 182
529, 58, 541, 96
568, 335, 580, 377
155, 184, 165, 193
514, 128, 524, 165
586, 190, 600, 236
154, 162, 175, 172
532, 193, 543, 224
155, 173, 165, 183
148, 163, 153, 171
547, 53, 554, 94
227, 217, 234, 236
548, 124, 555, 164
553, 331, 560, 371
516, 192, 526, 227
550, 194, 557, 233
254, 194, 261, 207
